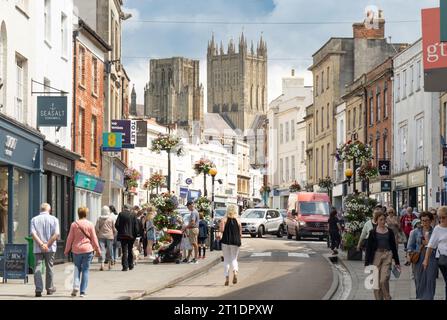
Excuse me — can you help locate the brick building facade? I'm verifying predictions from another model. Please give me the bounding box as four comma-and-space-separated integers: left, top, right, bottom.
73, 20, 111, 222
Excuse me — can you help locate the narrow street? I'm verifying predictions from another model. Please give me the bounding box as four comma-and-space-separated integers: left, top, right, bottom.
143, 236, 333, 300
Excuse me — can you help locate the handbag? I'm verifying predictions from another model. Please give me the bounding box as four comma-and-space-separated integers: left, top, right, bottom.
180, 234, 192, 251
212, 239, 222, 251
409, 247, 423, 264
391, 265, 401, 279
438, 253, 447, 267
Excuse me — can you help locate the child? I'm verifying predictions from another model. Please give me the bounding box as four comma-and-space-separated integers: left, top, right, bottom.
198, 212, 209, 259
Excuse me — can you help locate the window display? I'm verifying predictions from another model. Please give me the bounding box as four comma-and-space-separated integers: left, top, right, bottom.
0, 167, 8, 254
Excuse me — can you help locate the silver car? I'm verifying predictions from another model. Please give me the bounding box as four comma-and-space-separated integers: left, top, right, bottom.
240, 209, 284, 238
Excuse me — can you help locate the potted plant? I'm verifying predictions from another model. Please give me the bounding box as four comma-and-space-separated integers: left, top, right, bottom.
150, 192, 182, 231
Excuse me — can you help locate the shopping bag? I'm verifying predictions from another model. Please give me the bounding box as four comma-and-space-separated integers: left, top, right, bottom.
180, 234, 192, 251
212, 239, 222, 251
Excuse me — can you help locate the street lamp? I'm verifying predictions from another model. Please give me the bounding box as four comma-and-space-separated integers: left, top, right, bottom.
209, 167, 218, 251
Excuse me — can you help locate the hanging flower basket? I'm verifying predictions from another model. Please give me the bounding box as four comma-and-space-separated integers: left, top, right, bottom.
124, 168, 141, 189
259, 185, 271, 194
195, 196, 211, 217
342, 193, 377, 252
151, 134, 184, 156
318, 176, 333, 191
335, 140, 373, 163
289, 181, 302, 193
357, 162, 379, 181
151, 192, 182, 230
146, 173, 166, 190
193, 158, 215, 175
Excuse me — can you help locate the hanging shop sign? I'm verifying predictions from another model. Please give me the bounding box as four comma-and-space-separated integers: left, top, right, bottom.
37, 96, 67, 127
180, 187, 189, 198
422, 7, 447, 92
136, 121, 147, 147
102, 132, 122, 152
381, 181, 392, 192
378, 160, 391, 176
111, 120, 135, 149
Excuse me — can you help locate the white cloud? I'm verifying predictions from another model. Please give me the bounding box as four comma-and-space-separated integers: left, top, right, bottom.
122, 6, 142, 32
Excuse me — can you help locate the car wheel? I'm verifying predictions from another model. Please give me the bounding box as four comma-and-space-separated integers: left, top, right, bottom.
250, 233, 257, 238
296, 228, 301, 241
257, 226, 264, 238
276, 225, 284, 237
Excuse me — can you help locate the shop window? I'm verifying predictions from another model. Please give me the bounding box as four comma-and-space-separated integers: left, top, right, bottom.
13, 168, 29, 245
0, 167, 8, 254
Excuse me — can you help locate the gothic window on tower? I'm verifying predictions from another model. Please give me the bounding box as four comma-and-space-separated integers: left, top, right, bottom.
232, 103, 238, 112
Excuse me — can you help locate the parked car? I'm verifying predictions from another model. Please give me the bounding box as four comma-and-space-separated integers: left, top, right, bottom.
240, 209, 284, 238
212, 208, 227, 228
285, 192, 330, 241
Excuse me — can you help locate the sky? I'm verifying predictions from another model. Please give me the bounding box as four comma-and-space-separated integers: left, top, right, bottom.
121, 0, 439, 105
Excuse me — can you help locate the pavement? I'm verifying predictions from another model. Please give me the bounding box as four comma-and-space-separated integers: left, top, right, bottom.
338, 246, 446, 300
0, 251, 221, 300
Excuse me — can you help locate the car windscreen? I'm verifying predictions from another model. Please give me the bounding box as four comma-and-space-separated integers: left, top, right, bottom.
299, 202, 330, 215
241, 210, 265, 219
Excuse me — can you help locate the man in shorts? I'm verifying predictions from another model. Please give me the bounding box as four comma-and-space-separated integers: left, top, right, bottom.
185, 201, 200, 264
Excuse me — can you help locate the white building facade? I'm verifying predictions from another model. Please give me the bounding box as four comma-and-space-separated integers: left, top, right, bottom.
268, 73, 313, 209
333, 102, 346, 210
392, 39, 441, 212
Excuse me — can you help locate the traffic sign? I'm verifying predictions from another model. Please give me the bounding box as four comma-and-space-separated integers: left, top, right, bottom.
186, 178, 193, 185
102, 132, 122, 152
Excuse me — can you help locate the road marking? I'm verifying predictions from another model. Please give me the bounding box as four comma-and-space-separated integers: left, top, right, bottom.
250, 252, 272, 257
288, 253, 310, 258
249, 252, 310, 258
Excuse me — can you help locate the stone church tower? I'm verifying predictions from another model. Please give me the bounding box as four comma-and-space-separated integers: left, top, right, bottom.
207, 33, 267, 132
144, 57, 204, 137
130, 85, 137, 116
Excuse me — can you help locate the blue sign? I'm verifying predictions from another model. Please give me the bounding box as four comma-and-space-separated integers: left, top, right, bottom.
180, 187, 189, 198
111, 120, 134, 149
75, 172, 105, 194
185, 178, 193, 185
102, 132, 122, 152
37, 96, 68, 127
3, 244, 28, 283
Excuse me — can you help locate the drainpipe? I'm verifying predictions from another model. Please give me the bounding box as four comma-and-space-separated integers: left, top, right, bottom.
72, 28, 79, 223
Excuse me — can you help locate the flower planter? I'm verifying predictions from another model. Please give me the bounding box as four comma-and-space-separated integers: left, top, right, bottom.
347, 248, 363, 261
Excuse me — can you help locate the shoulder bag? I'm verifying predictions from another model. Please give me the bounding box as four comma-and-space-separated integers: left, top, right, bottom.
438, 248, 447, 267
75, 221, 99, 257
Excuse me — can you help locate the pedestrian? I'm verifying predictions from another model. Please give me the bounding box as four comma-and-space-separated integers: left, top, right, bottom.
30, 203, 60, 297
400, 207, 417, 252
145, 207, 157, 260
95, 206, 117, 271
182, 201, 200, 264
356, 209, 381, 251
64, 207, 101, 297
198, 212, 209, 259
386, 208, 401, 247
365, 209, 401, 300
171, 191, 179, 207
328, 207, 341, 255
408, 212, 437, 300
218, 205, 242, 286
115, 204, 140, 271
423, 206, 447, 300
109, 205, 119, 265
431, 208, 439, 227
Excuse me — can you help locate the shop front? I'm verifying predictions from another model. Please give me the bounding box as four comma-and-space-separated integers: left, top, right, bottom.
369, 180, 392, 208
0, 114, 43, 256
74, 172, 105, 224
393, 168, 427, 213
42, 142, 79, 262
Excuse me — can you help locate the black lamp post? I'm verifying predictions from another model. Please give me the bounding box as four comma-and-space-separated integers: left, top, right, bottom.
209, 168, 217, 251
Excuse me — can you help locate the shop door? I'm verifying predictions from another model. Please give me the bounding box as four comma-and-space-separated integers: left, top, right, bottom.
409, 188, 417, 211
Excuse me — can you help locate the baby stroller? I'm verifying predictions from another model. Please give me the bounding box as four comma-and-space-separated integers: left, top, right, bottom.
153, 229, 183, 264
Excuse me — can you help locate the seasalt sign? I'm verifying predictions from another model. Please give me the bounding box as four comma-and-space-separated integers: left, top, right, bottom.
37, 96, 67, 127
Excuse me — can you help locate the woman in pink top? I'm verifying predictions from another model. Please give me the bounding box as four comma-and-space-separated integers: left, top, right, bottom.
64, 207, 100, 297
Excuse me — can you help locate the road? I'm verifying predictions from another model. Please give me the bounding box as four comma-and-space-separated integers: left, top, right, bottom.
143, 235, 334, 300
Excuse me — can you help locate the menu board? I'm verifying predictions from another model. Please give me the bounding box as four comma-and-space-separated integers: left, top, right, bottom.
3, 244, 28, 283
